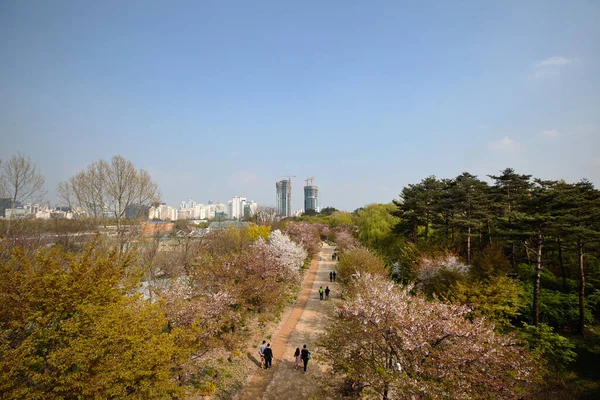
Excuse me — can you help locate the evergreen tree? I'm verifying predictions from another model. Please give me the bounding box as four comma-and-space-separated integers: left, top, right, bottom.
569, 180, 600, 335
489, 168, 533, 268
393, 176, 441, 243
447, 172, 491, 265
514, 179, 557, 326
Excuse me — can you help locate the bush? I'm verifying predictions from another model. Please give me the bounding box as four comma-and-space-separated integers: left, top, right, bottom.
521, 323, 577, 379
449, 276, 523, 326
337, 246, 387, 285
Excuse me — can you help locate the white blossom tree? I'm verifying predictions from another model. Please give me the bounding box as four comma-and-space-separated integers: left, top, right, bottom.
266, 230, 307, 271
320, 274, 539, 400
415, 254, 470, 283
284, 222, 322, 257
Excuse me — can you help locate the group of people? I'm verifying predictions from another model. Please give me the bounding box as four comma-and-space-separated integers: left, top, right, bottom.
329, 271, 337, 282
258, 341, 312, 374
318, 286, 331, 300
257, 340, 274, 369
331, 252, 339, 261
294, 345, 312, 373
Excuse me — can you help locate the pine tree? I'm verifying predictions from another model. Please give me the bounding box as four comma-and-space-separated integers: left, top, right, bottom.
393, 176, 441, 243
489, 168, 533, 268
569, 180, 600, 335
447, 172, 491, 265
514, 180, 556, 326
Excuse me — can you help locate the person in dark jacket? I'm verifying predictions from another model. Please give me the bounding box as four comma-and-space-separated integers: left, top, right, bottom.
301, 344, 311, 374
333, 271, 337, 281
325, 286, 330, 299
329, 271, 333, 282
263, 343, 273, 368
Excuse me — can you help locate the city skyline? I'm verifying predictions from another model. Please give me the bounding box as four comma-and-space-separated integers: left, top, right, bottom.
1, 1, 599, 211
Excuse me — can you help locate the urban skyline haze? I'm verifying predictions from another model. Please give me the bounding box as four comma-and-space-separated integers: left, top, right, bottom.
1, 1, 599, 211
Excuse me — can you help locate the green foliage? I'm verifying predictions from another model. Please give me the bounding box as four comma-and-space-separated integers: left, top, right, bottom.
518, 282, 594, 328
449, 276, 523, 326
353, 203, 399, 250
319, 207, 338, 216
328, 211, 353, 227
337, 246, 388, 285
469, 245, 512, 279
422, 267, 469, 298
388, 238, 420, 283
521, 323, 577, 376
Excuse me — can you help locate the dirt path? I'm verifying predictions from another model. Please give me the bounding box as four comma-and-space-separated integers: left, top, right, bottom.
237, 243, 339, 400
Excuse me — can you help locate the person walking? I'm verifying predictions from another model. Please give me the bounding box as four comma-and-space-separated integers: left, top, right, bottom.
263, 343, 273, 369
329, 271, 333, 282
301, 344, 311, 374
294, 347, 302, 370
319, 286, 324, 300
333, 271, 337, 282
325, 286, 330, 299
258, 340, 267, 368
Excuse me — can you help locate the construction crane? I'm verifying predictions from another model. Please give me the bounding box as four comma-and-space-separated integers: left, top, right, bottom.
305, 176, 314, 186
281, 174, 296, 182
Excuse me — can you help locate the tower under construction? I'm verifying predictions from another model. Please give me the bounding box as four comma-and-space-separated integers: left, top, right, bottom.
304, 177, 319, 213
276, 179, 292, 217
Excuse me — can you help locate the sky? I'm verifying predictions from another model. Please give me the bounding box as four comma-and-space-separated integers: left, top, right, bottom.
1, 1, 599, 212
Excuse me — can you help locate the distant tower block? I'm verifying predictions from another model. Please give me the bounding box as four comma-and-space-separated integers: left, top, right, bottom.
304, 177, 318, 212
276, 178, 292, 217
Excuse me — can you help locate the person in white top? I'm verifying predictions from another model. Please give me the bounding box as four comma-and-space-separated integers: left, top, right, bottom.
258, 340, 267, 369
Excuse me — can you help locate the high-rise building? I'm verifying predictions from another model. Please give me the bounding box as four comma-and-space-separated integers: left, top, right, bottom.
304, 184, 319, 212
227, 196, 246, 219
149, 204, 179, 221
243, 201, 258, 218
276, 179, 292, 217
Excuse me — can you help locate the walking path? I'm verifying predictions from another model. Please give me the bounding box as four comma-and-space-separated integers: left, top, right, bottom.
237, 243, 339, 400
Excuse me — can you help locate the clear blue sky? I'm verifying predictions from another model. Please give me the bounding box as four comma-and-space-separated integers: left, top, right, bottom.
1, 1, 599, 211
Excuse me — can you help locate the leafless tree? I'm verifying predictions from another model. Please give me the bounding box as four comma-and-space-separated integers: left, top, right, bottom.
58, 155, 160, 250
254, 205, 279, 225
135, 169, 160, 218
1, 153, 46, 235
0, 159, 5, 197
57, 161, 109, 219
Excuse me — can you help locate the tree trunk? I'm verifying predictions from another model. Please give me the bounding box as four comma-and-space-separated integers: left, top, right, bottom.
6, 194, 18, 237
510, 241, 516, 271
558, 237, 567, 291
467, 225, 471, 266
578, 239, 585, 337
383, 382, 389, 400
445, 216, 449, 240
533, 229, 543, 326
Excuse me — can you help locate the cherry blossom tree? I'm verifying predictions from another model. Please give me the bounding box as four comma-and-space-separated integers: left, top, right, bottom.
159, 279, 239, 383
284, 222, 322, 257
190, 243, 299, 315
414, 254, 470, 296
415, 254, 470, 282
334, 228, 360, 251
320, 274, 539, 400
265, 230, 307, 271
